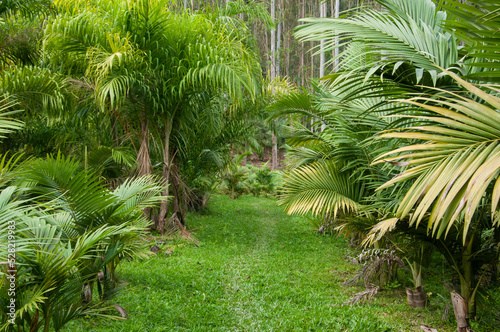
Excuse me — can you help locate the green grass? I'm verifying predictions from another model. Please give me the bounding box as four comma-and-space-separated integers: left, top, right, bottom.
63, 195, 472, 331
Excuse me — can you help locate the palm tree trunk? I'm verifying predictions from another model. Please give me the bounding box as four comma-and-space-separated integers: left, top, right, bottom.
271, 127, 278, 169
461, 234, 475, 316
374, 239, 389, 287
448, 234, 476, 332
451, 292, 473, 332
112, 110, 119, 146
44, 300, 51, 332
157, 121, 173, 233
137, 110, 151, 177
137, 109, 152, 220
170, 158, 186, 226
243, 141, 248, 165
406, 260, 427, 309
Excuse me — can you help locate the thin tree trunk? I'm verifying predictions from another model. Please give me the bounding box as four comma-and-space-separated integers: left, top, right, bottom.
319, 1, 326, 78
270, 0, 276, 77
374, 239, 389, 287
271, 125, 278, 169
112, 110, 119, 146
137, 110, 151, 176
320, 1, 327, 131
285, 9, 290, 78
310, 40, 314, 79
170, 158, 186, 226
243, 141, 248, 165
276, 5, 281, 77
334, 0, 340, 71
270, 0, 278, 170
157, 120, 173, 233
300, 0, 305, 86
44, 299, 50, 332
331, 0, 335, 62
461, 235, 476, 317
137, 109, 152, 220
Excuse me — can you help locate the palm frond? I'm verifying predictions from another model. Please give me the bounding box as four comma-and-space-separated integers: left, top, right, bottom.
296, 0, 457, 83
374, 72, 500, 242
439, 0, 500, 66
280, 160, 366, 218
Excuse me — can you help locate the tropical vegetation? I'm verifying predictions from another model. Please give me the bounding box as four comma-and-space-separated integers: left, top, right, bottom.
271, 0, 500, 330
1, 0, 499, 331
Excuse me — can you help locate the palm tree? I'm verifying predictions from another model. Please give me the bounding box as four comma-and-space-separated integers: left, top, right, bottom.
274, 0, 500, 326
275, 0, 475, 248
370, 71, 500, 318
279, 0, 467, 222
0, 154, 164, 331
44, 0, 262, 230
0, 196, 128, 332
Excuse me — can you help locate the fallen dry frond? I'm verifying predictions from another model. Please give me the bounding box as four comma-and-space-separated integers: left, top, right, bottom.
344, 285, 381, 306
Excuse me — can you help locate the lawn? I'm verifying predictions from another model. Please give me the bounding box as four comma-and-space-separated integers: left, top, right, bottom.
63, 195, 466, 331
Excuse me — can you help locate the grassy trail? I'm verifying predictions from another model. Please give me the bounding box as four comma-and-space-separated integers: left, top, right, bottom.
65, 195, 454, 331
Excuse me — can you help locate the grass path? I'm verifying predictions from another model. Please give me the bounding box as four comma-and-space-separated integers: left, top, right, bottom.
65, 195, 455, 332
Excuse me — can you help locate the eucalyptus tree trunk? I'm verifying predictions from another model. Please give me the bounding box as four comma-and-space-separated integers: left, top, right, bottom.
283, 0, 289, 77
310, 40, 314, 80
319, 1, 326, 78
276, 5, 281, 78
271, 126, 278, 169
270, 0, 276, 77
270, 0, 279, 170
320, 1, 327, 132
300, 0, 305, 86
334, 0, 340, 70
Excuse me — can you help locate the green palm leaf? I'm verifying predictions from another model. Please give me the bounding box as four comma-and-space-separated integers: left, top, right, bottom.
280, 160, 366, 218
374, 72, 500, 241
439, 0, 500, 64
296, 0, 457, 83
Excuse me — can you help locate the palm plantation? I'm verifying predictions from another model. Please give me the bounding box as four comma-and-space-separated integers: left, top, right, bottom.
0, 0, 499, 331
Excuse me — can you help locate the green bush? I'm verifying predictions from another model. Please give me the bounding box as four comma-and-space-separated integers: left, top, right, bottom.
0, 154, 164, 331
219, 160, 283, 199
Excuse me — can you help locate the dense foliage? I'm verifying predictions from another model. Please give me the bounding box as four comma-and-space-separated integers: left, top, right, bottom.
1, 0, 499, 331
272, 0, 500, 330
